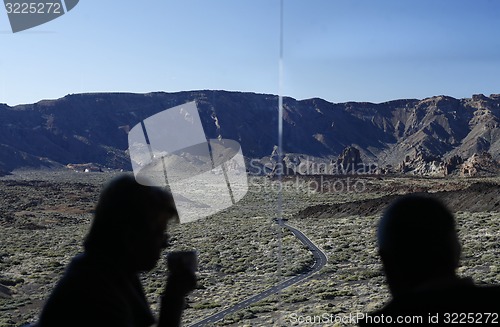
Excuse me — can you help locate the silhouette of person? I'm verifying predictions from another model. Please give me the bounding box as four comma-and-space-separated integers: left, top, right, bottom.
38, 175, 196, 327
361, 195, 500, 326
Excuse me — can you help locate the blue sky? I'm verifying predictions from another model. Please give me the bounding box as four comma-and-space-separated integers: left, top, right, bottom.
1, 0, 499, 106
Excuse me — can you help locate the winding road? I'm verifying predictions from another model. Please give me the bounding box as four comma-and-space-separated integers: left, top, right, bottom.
188, 220, 328, 327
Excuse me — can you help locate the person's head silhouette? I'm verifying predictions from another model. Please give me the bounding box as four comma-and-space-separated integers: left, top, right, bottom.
83, 175, 178, 272
377, 195, 461, 298
38, 175, 197, 327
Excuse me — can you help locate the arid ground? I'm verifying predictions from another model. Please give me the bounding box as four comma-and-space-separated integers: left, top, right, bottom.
0, 171, 499, 326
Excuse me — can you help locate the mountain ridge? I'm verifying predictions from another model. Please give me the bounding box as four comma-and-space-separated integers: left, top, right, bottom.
1, 90, 499, 176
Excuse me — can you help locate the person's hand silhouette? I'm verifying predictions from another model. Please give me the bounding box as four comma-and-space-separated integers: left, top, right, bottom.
158, 251, 198, 327
165, 270, 197, 297
165, 250, 198, 296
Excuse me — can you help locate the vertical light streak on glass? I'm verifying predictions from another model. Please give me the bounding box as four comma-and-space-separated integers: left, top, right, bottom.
276, 0, 284, 324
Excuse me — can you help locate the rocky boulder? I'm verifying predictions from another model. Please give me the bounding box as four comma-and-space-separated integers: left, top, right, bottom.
460, 152, 500, 177
335, 146, 363, 174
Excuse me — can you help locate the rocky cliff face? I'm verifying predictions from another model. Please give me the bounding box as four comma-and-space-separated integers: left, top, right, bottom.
0, 91, 499, 176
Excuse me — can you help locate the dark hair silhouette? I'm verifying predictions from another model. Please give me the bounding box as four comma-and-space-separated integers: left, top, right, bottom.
84, 175, 178, 255
377, 195, 461, 297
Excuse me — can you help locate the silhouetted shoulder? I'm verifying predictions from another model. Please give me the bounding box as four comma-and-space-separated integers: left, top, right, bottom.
38, 253, 155, 327
361, 279, 500, 326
